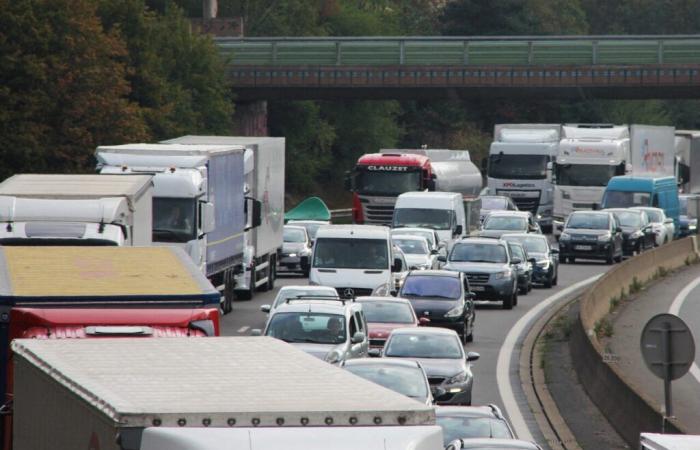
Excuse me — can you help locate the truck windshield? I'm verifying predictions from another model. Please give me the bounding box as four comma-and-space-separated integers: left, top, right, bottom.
488, 154, 548, 179
603, 191, 650, 208
152, 197, 197, 243
313, 238, 388, 270
393, 209, 453, 230
555, 163, 623, 186
266, 312, 346, 345
355, 169, 421, 196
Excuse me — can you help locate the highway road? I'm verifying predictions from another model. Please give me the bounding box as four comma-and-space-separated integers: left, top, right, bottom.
220, 255, 613, 444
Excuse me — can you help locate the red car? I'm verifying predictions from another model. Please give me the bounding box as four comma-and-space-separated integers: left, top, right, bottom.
355, 296, 428, 348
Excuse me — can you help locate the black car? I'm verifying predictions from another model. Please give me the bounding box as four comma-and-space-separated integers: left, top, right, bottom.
558, 211, 623, 264
604, 208, 655, 256
398, 270, 476, 344
501, 233, 559, 287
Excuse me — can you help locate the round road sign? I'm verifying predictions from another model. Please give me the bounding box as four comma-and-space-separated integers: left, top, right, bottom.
640, 313, 695, 381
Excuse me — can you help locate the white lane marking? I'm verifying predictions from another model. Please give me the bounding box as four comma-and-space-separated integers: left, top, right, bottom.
669, 276, 700, 384
237, 326, 250, 333
497, 274, 602, 441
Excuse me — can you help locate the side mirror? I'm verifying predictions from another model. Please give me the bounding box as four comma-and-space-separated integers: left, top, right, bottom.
368, 348, 381, 358
454, 225, 463, 236
250, 329, 262, 336
430, 249, 438, 255
260, 304, 271, 314
425, 176, 436, 191
390, 290, 398, 297
392, 258, 402, 272
550, 248, 559, 254
437, 255, 447, 263
467, 292, 476, 300
351, 331, 366, 344
466, 351, 480, 362
200, 201, 216, 234
616, 227, 622, 233
418, 317, 431, 326
528, 257, 537, 264
510, 257, 522, 265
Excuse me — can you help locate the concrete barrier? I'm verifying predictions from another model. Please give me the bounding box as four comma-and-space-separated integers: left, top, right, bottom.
570, 237, 697, 446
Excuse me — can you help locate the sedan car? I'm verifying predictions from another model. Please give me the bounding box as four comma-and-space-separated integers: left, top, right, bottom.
506, 241, 533, 294
679, 194, 700, 237
480, 211, 540, 239
341, 358, 433, 405
398, 270, 475, 343
500, 234, 559, 287
392, 235, 438, 270
631, 207, 674, 246
279, 225, 312, 276
378, 327, 480, 405
604, 208, 655, 256
479, 195, 518, 223
441, 238, 519, 309
355, 296, 428, 348
436, 405, 514, 446
557, 211, 623, 264
260, 285, 338, 318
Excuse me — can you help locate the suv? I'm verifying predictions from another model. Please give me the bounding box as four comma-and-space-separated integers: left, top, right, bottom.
441, 238, 519, 309
479, 211, 540, 239
255, 298, 369, 364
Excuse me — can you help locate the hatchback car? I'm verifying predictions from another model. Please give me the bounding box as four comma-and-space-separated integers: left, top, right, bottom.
341, 358, 433, 405
631, 206, 674, 246
398, 270, 476, 343
506, 241, 533, 294
441, 238, 519, 309
604, 208, 655, 256
558, 211, 623, 264
480, 211, 540, 239
500, 234, 559, 287
436, 405, 514, 446
392, 235, 439, 270
256, 298, 369, 364
279, 225, 313, 276
377, 327, 480, 406
355, 296, 428, 348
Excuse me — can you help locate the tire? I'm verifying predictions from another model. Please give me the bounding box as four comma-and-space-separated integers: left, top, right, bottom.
569, 257, 575, 264
222, 270, 234, 314
502, 293, 514, 310
466, 324, 474, 343
552, 271, 558, 286
544, 272, 553, 288
615, 251, 623, 263
513, 290, 518, 306
460, 324, 468, 345
606, 251, 614, 265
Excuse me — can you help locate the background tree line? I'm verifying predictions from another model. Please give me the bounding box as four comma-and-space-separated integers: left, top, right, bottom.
2, 0, 700, 205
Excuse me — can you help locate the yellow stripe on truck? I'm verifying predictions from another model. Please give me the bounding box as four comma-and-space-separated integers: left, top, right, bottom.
4, 247, 200, 297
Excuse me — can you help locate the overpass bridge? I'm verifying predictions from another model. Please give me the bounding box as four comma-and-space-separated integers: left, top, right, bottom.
217, 35, 700, 100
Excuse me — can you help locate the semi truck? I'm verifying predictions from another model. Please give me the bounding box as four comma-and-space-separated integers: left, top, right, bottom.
487, 124, 561, 231
0, 174, 153, 246
675, 130, 700, 193
161, 136, 285, 301
0, 246, 221, 448
347, 148, 482, 225
552, 124, 675, 234
11, 337, 441, 450
96, 143, 251, 313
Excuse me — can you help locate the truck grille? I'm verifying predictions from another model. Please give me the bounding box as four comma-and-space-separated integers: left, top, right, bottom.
465, 273, 490, 285
335, 287, 374, 298
512, 197, 540, 214
362, 204, 394, 225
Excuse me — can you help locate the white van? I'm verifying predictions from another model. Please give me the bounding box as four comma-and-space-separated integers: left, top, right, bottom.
309, 225, 401, 297
392, 192, 467, 246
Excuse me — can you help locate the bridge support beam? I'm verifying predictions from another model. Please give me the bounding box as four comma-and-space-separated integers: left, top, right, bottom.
233, 100, 268, 136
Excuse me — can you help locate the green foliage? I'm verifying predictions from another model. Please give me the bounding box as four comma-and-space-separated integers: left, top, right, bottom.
594, 318, 614, 339
629, 276, 643, 294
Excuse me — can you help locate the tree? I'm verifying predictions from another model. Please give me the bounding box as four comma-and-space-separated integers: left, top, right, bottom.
0, 0, 147, 179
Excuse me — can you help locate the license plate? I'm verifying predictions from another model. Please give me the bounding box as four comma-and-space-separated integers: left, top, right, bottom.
575, 245, 593, 251
471, 286, 486, 291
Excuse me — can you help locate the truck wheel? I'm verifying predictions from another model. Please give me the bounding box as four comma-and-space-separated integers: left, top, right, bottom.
222, 270, 234, 314
266, 255, 276, 291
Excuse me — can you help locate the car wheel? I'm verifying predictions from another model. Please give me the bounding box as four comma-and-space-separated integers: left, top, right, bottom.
460, 323, 468, 344
466, 323, 474, 343
569, 257, 575, 264
502, 293, 514, 310
606, 252, 614, 265
552, 270, 558, 286
544, 272, 553, 288
615, 251, 623, 263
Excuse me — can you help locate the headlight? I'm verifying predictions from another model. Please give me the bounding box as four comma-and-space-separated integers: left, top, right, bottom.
631, 231, 643, 239
560, 232, 571, 241
445, 304, 464, 318
597, 233, 611, 242
536, 260, 550, 268
288, 253, 297, 258
689, 222, 697, 230
325, 350, 343, 364
493, 269, 511, 280
445, 372, 467, 385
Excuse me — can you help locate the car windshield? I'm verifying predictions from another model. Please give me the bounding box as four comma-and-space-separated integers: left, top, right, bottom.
392, 230, 435, 247
313, 238, 388, 270
359, 301, 415, 324
604, 190, 650, 208
488, 154, 548, 179
393, 238, 429, 255
401, 275, 461, 299
394, 208, 453, 230
437, 416, 513, 445
385, 333, 463, 359
355, 169, 421, 196
345, 364, 428, 401
481, 197, 508, 210
502, 236, 548, 254
566, 214, 610, 230
640, 209, 662, 223
510, 245, 525, 260
284, 228, 306, 243
484, 216, 527, 231
152, 197, 196, 243
555, 163, 622, 187
265, 312, 346, 345
450, 243, 507, 263
273, 288, 337, 309
611, 211, 643, 227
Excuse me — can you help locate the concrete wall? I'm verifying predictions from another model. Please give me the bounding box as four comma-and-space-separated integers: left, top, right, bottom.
570, 237, 697, 446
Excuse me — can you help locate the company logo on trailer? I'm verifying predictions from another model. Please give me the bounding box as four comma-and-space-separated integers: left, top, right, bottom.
502, 182, 535, 188
640, 138, 666, 173
367, 166, 410, 171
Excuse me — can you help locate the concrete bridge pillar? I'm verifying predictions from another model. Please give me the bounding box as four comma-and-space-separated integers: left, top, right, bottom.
233, 100, 268, 136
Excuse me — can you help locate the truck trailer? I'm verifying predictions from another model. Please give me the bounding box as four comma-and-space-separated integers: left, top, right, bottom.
675, 130, 700, 194
160, 136, 285, 301
11, 337, 441, 450
0, 174, 153, 246
96, 143, 250, 313
0, 246, 221, 448
347, 148, 482, 225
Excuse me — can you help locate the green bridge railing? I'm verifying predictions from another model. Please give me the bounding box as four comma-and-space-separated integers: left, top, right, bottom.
216, 35, 700, 66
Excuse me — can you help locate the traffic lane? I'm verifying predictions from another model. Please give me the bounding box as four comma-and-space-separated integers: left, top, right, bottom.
671, 277, 700, 372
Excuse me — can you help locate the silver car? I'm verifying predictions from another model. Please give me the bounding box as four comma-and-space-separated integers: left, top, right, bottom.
279, 225, 313, 276
342, 358, 434, 405
392, 234, 439, 270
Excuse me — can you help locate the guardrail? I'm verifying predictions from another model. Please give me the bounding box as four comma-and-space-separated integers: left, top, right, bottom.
329, 208, 352, 220
571, 237, 698, 446
217, 35, 700, 66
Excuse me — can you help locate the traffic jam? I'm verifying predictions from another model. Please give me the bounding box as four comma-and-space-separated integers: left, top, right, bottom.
1, 125, 698, 450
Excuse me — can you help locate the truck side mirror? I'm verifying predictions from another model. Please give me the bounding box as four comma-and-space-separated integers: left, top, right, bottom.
392, 257, 402, 272
454, 225, 463, 236
201, 201, 216, 234
425, 174, 436, 191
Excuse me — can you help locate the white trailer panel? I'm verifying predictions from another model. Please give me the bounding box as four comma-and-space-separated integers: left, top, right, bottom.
630, 125, 676, 176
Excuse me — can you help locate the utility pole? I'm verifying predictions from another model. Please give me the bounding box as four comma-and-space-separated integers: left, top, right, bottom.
203, 0, 217, 19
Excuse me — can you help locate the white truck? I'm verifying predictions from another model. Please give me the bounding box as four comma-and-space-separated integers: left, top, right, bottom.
675, 130, 700, 193
161, 136, 285, 301
0, 174, 153, 246
487, 124, 560, 231
11, 337, 441, 450
96, 143, 250, 314
552, 124, 676, 234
